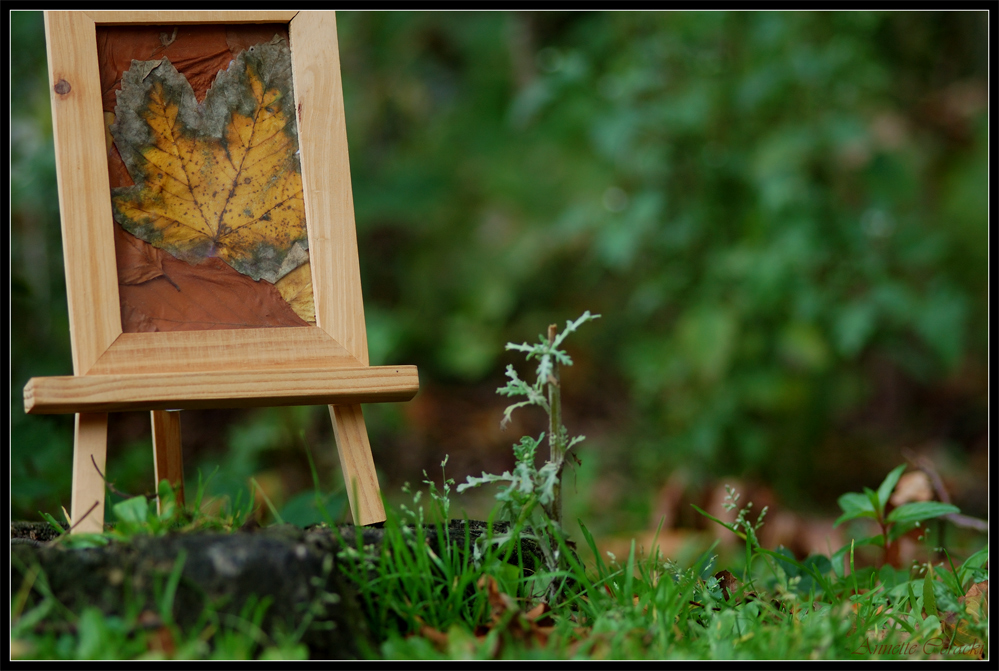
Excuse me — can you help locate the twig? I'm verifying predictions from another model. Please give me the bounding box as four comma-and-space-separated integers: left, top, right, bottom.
91, 454, 153, 500
902, 449, 988, 532
902, 449, 952, 504
63, 500, 101, 536
941, 513, 988, 532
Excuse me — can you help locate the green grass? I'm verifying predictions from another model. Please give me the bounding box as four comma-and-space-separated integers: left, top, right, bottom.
11, 470, 988, 661
342, 475, 988, 660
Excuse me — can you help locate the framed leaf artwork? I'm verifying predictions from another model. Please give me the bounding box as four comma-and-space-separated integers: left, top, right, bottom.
107, 30, 315, 331
25, 11, 419, 531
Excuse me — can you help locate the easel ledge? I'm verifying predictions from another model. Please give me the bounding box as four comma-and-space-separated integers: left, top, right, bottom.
24, 366, 419, 414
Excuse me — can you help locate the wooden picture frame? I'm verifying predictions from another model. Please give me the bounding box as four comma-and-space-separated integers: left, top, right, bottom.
25, 11, 419, 531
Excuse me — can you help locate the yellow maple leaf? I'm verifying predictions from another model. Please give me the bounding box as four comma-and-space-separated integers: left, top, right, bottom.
275, 261, 316, 324
110, 38, 311, 306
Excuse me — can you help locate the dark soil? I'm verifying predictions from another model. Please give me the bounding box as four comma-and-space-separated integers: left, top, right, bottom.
11, 519, 547, 659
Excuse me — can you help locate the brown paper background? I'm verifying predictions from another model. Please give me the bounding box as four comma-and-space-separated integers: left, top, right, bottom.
98, 24, 312, 333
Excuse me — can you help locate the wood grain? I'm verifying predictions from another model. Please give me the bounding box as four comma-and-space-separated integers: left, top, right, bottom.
88, 328, 362, 375
330, 404, 386, 525
291, 12, 370, 366
37, 11, 416, 533
151, 410, 185, 509
86, 11, 298, 24
25, 366, 419, 414
71, 413, 108, 534
44, 12, 123, 375
41, 10, 379, 376
293, 11, 391, 528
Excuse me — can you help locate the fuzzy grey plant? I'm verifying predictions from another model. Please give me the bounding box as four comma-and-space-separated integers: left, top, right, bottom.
458, 311, 600, 597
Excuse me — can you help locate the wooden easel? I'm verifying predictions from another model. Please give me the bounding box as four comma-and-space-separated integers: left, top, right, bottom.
24, 11, 418, 533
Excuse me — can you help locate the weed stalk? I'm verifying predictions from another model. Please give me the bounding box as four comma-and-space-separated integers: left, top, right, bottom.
545, 323, 564, 530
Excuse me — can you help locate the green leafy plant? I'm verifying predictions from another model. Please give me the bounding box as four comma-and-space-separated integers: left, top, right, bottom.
690, 481, 987, 659
108, 480, 183, 537
37, 468, 257, 550
831, 464, 960, 570
458, 311, 600, 598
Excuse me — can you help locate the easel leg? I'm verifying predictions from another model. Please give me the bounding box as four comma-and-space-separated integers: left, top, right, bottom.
151, 410, 185, 512
70, 412, 108, 534
329, 404, 386, 526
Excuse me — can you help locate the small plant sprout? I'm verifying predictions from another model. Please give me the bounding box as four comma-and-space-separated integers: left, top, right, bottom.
488, 311, 599, 526
831, 464, 961, 569
458, 310, 600, 596
423, 456, 456, 523
694, 486, 769, 587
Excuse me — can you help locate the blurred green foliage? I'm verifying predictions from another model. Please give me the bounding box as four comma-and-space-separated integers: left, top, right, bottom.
11, 11, 987, 522
12, 10, 74, 519
338, 11, 987, 504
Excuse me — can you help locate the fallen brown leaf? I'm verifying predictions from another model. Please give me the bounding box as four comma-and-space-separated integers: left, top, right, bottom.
960, 579, 988, 622
417, 623, 450, 652
479, 575, 519, 626
715, 569, 741, 601
890, 471, 934, 507
139, 610, 175, 657
524, 601, 555, 627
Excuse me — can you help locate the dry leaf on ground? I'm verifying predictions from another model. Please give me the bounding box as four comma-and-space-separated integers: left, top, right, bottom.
889, 470, 934, 507
411, 577, 581, 658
